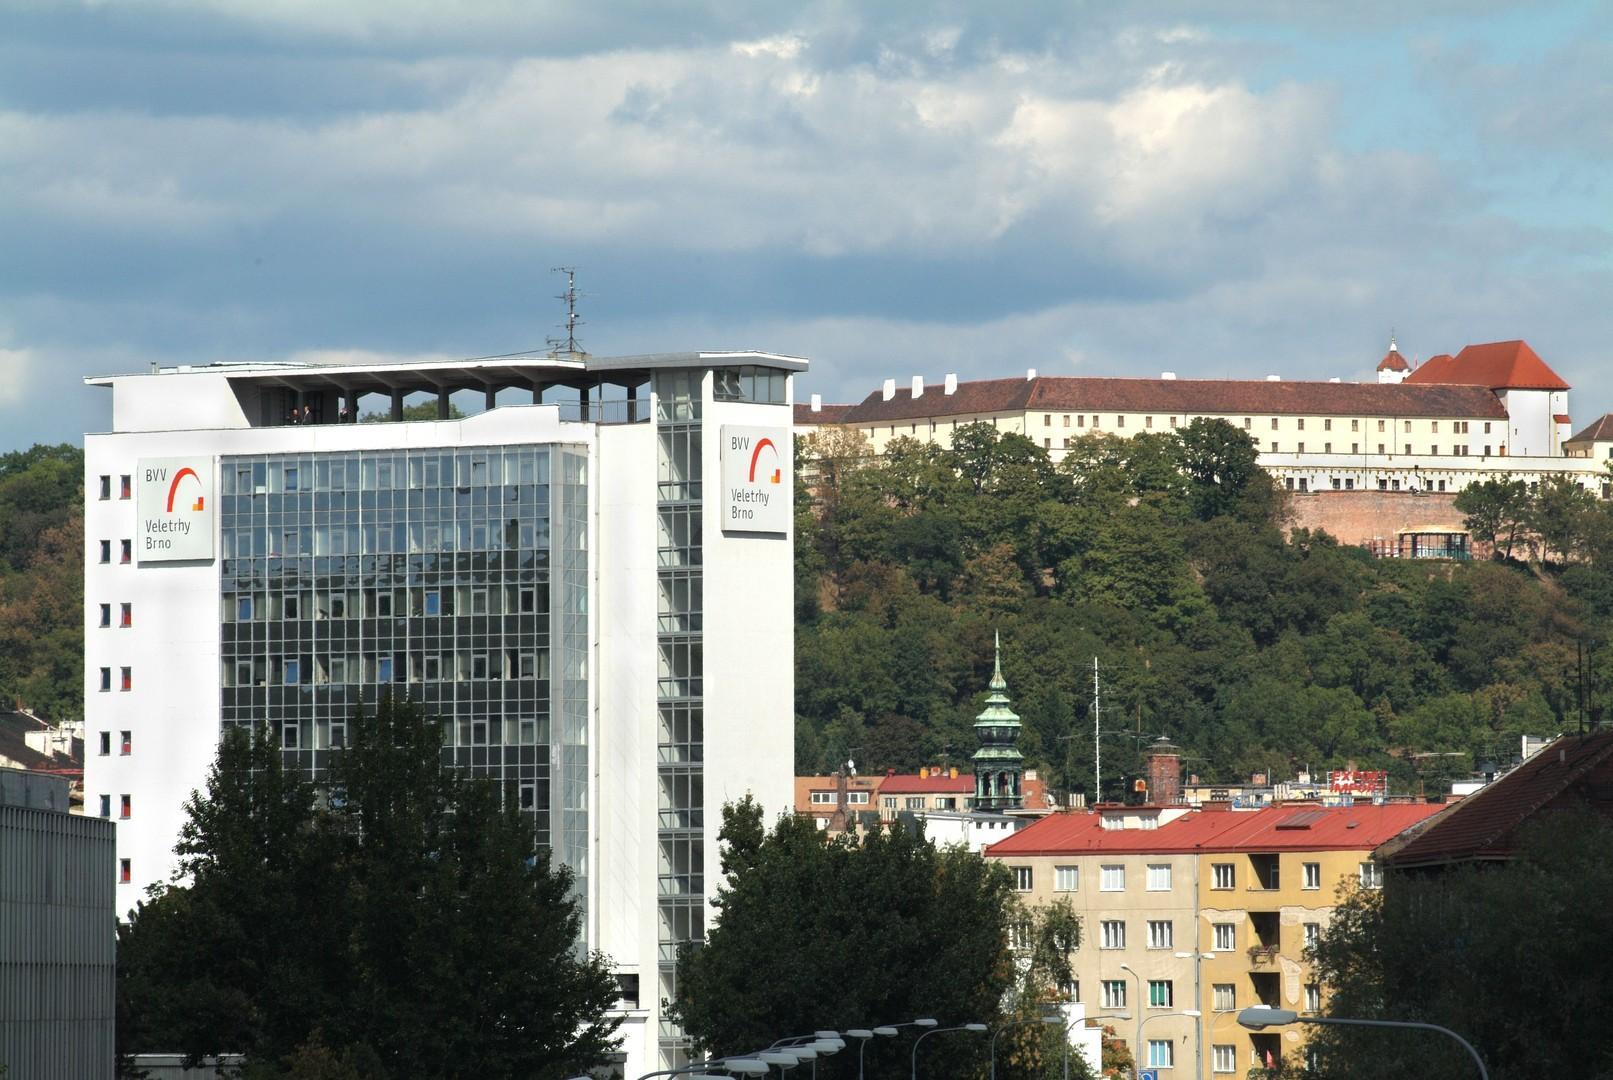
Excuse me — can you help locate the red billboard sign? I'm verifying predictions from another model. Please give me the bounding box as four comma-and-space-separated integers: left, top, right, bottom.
1328, 769, 1387, 795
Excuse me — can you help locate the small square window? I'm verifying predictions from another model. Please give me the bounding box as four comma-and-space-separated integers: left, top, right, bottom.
1212, 863, 1234, 889
1214, 923, 1236, 951
1013, 866, 1033, 891
1146, 864, 1171, 891
1214, 984, 1236, 1012
1054, 866, 1078, 892
1148, 981, 1173, 1009
1148, 920, 1173, 949
1101, 865, 1124, 891
1101, 920, 1125, 949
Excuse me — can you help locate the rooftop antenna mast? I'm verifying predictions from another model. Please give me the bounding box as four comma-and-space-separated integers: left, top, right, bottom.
547, 266, 586, 357
1093, 657, 1102, 804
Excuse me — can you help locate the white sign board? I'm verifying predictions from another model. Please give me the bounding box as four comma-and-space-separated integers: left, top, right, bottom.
720, 425, 790, 534
137, 457, 215, 563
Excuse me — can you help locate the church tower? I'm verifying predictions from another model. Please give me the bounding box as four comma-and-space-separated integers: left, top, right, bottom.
972, 632, 1025, 811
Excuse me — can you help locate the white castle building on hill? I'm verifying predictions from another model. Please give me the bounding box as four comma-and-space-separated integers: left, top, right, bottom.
84, 353, 802, 1071
797, 339, 1612, 499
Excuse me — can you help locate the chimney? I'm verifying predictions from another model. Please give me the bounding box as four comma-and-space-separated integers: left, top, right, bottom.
1265, 374, 1281, 382
1026, 368, 1037, 381
1160, 371, 1177, 380
944, 373, 958, 395
1145, 736, 1183, 805
911, 375, 924, 399
810, 393, 822, 413
882, 378, 897, 401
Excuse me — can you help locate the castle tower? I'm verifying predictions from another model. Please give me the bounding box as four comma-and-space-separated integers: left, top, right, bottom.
972, 632, 1025, 811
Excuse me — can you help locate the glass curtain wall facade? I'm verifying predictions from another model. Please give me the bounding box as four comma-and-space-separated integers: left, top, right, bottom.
655, 373, 704, 1067
217, 447, 587, 872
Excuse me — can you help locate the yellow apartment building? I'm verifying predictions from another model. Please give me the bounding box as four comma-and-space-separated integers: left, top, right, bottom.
988, 802, 1441, 1078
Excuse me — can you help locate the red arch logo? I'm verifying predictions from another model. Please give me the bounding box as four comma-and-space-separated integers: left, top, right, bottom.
748, 438, 781, 484
165, 467, 205, 512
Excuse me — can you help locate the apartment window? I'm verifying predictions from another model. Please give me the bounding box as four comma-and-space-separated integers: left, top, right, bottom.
1146, 864, 1171, 891
1169, 416, 1178, 428
98, 667, 111, 692
99, 540, 111, 563
1011, 920, 1034, 950
424, 590, 441, 616
377, 657, 393, 684
1054, 866, 1079, 892
1014, 866, 1034, 892
1431, 445, 1439, 455
1304, 922, 1321, 949
120, 794, 131, 819
1432, 421, 1439, 433
1404, 420, 1412, 433
1101, 920, 1126, 949
98, 475, 111, 500
283, 659, 300, 685
1378, 420, 1386, 432
119, 859, 131, 884
1211, 863, 1234, 889
1360, 861, 1384, 888
1404, 444, 1411, 455
1044, 414, 1051, 426
1147, 1040, 1174, 1068
1270, 417, 1278, 430
1243, 417, 1251, 429
1351, 443, 1359, 453
1116, 415, 1125, 428
1063, 414, 1071, 427
119, 475, 131, 499
1078, 414, 1086, 428
1269, 441, 1278, 452
1101, 865, 1125, 891
1213, 1045, 1236, 1073
98, 731, 111, 756
1324, 443, 1331, 453
1378, 443, 1386, 454
1484, 421, 1492, 433
1345, 478, 1355, 490
99, 603, 111, 627
120, 603, 132, 628
1102, 980, 1127, 1009
237, 597, 253, 621
1351, 419, 1359, 431
1147, 920, 1173, 949
1297, 418, 1306, 431
882, 797, 897, 810
905, 796, 925, 810
1214, 984, 1236, 1012
1145, 415, 1153, 429
1324, 418, 1332, 431
1303, 862, 1321, 889
99, 794, 111, 817
1213, 923, 1236, 951
1297, 442, 1305, 454
120, 539, 133, 564
1306, 984, 1321, 1012
120, 667, 132, 692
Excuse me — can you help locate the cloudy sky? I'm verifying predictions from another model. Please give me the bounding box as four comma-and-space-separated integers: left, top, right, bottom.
3, 0, 1609, 451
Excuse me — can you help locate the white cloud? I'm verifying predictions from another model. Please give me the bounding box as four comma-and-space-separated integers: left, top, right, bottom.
0, 348, 36, 408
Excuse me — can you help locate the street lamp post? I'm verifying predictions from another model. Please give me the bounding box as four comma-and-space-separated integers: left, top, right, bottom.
846, 1022, 920, 1080
1135, 1011, 1201, 1074
1236, 1006, 1489, 1080
1116, 963, 1143, 1070
988, 1015, 1062, 1080
911, 1023, 988, 1080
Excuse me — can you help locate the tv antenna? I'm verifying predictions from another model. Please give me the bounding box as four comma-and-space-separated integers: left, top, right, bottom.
546, 266, 586, 357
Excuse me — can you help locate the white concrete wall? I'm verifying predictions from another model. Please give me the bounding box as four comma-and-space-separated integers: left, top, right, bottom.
1501, 389, 1555, 457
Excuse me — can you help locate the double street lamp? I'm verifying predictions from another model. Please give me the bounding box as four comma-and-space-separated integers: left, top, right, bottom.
847, 1019, 936, 1080
1237, 1006, 1489, 1080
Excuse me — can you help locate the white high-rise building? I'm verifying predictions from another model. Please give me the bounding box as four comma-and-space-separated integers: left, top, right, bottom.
83, 353, 802, 1071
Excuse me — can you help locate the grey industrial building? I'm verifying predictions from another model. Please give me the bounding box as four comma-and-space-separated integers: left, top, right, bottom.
0, 768, 116, 1079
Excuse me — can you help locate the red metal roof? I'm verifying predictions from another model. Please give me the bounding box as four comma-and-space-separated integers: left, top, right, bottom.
879, 773, 975, 794
1380, 732, 1613, 869
1567, 413, 1613, 444
985, 803, 1442, 857
835, 375, 1507, 425
795, 402, 854, 425
1404, 340, 1569, 392
1553, 414, 1572, 425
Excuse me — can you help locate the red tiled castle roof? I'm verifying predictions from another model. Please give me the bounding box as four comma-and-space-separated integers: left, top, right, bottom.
1404, 340, 1569, 391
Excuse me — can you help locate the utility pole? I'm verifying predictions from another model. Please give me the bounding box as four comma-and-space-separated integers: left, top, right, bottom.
1092, 658, 1101, 805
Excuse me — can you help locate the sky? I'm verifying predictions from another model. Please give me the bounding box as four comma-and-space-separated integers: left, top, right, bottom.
2, 0, 1609, 450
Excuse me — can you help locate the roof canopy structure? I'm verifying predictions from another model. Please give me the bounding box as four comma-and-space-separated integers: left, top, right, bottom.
1404, 339, 1569, 392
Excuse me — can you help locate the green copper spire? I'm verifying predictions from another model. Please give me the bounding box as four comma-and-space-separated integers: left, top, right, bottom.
973, 631, 1024, 811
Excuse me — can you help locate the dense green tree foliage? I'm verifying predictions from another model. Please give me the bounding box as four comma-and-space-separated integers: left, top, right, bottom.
795, 424, 1613, 798
1304, 810, 1613, 1080
117, 698, 621, 1078
671, 798, 1021, 1080
0, 444, 83, 719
